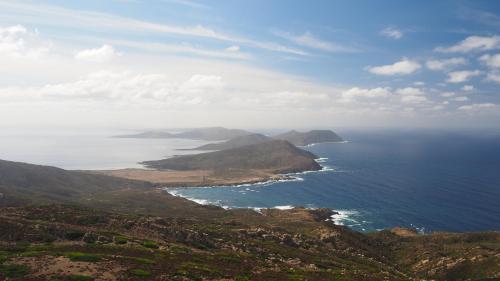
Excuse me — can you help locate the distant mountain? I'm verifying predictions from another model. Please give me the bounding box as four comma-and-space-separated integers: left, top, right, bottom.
274, 130, 343, 146
190, 133, 272, 151
114, 127, 252, 141
142, 140, 321, 173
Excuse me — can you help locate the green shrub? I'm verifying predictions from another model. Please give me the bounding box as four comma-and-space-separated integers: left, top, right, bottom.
113, 235, 128, 244
0, 264, 29, 278
129, 269, 151, 277
141, 241, 159, 249
67, 252, 101, 262
127, 257, 155, 264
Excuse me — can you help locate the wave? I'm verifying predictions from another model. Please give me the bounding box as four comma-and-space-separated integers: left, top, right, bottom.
302, 140, 350, 147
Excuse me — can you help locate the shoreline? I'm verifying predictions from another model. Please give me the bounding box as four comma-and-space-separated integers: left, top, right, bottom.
84, 160, 332, 189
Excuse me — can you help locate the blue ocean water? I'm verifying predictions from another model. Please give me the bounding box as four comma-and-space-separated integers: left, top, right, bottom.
168, 129, 500, 233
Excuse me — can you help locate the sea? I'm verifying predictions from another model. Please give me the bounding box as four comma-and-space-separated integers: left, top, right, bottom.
1, 128, 499, 233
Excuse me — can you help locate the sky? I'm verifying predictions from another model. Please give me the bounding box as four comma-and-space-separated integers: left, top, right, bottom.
1, 0, 500, 130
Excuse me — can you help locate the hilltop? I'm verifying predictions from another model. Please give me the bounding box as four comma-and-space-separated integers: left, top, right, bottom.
188, 133, 272, 151
274, 130, 344, 146
142, 140, 321, 174
114, 127, 251, 141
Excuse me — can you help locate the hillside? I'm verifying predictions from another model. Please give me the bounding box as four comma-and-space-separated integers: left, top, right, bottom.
189, 133, 272, 150
114, 127, 251, 141
274, 130, 343, 146
0, 159, 222, 218
142, 140, 321, 173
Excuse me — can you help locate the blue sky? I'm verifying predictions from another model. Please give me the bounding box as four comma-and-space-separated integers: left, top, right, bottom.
0, 0, 499, 129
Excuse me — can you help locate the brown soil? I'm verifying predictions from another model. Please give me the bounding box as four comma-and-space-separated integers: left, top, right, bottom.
86, 168, 291, 187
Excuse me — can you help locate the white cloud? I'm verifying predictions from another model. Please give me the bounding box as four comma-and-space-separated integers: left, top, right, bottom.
401, 95, 428, 104
396, 87, 427, 104
426, 57, 467, 71
367, 58, 421, 75
446, 70, 481, 83
75, 44, 121, 62
396, 87, 424, 96
274, 31, 357, 52
486, 72, 500, 84
0, 1, 307, 56
440, 92, 455, 97
225, 45, 240, 52
435, 35, 500, 53
413, 81, 425, 86
479, 54, 500, 68
380, 27, 403, 39
458, 103, 496, 112
339, 87, 391, 103
0, 24, 51, 58
104, 39, 251, 60
453, 96, 468, 102
462, 85, 474, 91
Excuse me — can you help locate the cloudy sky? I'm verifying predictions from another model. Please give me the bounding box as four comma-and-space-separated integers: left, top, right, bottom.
1, 0, 499, 130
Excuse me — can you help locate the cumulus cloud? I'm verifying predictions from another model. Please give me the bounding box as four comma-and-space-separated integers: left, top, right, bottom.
479, 54, 500, 68
396, 87, 428, 104
380, 27, 403, 39
458, 103, 496, 112
435, 35, 500, 53
339, 87, 391, 103
367, 58, 421, 75
426, 57, 467, 71
75, 44, 121, 62
0, 24, 51, 58
446, 70, 481, 83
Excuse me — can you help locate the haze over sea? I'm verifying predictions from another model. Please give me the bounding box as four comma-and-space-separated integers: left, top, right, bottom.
2, 128, 499, 233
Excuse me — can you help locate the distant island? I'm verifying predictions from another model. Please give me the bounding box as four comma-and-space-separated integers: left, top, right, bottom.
114, 126, 252, 141
114, 127, 344, 147
0, 157, 498, 280
274, 129, 344, 146
94, 140, 322, 187
104, 128, 345, 186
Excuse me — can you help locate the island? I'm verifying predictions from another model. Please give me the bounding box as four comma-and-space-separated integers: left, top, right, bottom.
114, 126, 252, 141
92, 140, 322, 187
274, 129, 344, 146
0, 158, 498, 280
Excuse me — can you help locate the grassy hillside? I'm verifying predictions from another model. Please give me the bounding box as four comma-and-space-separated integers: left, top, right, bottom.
142, 140, 321, 173
274, 130, 343, 146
